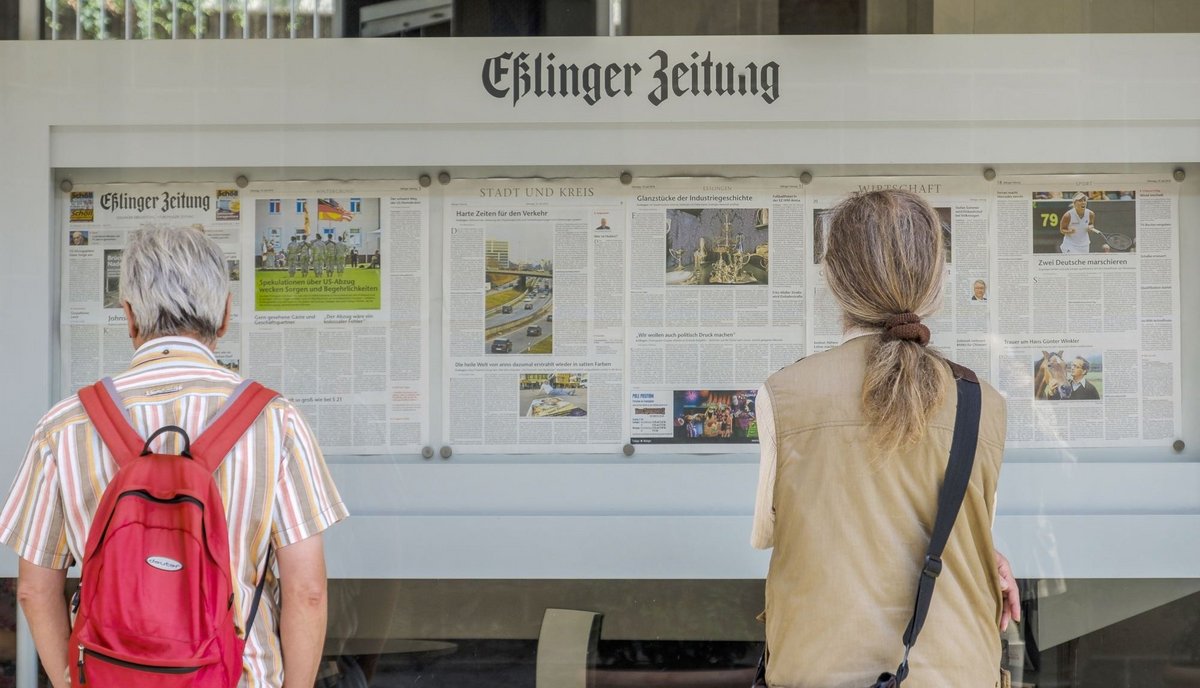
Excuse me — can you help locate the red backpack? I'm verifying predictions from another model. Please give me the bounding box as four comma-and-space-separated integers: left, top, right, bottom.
72, 378, 279, 687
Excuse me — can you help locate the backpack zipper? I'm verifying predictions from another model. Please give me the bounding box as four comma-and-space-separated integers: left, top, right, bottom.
78, 644, 201, 683
121, 490, 203, 508
93, 490, 205, 550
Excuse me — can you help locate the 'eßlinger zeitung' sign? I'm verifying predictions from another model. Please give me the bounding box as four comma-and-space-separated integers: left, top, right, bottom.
482, 50, 780, 107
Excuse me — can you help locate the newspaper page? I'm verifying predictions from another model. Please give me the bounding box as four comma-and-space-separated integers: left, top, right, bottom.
60, 183, 244, 396
240, 182, 430, 454
443, 179, 626, 453
625, 178, 805, 452
992, 175, 1181, 448
805, 177, 994, 378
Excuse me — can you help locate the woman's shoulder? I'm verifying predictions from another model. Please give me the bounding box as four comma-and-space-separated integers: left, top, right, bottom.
946, 362, 1007, 451
766, 338, 872, 388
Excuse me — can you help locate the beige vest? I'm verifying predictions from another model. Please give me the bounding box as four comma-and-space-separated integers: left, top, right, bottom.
763, 336, 1005, 688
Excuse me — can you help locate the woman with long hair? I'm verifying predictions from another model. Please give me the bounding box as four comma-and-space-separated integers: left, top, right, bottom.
751, 190, 1019, 686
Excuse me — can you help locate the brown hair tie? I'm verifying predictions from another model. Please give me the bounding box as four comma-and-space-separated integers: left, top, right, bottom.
882, 313, 930, 346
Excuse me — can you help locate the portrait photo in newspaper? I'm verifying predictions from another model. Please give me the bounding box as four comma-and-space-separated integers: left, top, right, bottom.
970, 278, 988, 302
664, 207, 768, 285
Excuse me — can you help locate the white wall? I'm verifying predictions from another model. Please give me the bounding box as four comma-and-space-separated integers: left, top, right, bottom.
1, 35, 1199, 580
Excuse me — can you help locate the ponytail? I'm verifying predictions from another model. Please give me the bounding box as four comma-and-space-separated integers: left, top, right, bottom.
821, 190, 949, 452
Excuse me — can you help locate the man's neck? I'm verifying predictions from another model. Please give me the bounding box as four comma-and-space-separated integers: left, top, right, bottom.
133, 332, 217, 352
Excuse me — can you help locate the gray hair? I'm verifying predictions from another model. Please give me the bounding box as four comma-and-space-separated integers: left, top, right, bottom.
119, 225, 229, 342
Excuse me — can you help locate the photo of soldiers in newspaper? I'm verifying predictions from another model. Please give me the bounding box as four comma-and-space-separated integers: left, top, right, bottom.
519, 373, 588, 417
665, 208, 768, 286
1031, 191, 1136, 254
673, 389, 759, 443
253, 197, 381, 311
814, 206, 953, 265
1033, 350, 1103, 401
485, 224, 554, 355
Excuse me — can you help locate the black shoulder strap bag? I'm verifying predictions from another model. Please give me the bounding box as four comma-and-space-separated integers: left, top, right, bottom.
753, 373, 982, 688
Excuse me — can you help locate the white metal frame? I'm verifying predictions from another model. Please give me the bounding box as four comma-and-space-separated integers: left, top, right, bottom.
2, 34, 1199, 583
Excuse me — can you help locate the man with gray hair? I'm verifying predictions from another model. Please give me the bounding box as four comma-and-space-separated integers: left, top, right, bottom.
0, 225, 346, 688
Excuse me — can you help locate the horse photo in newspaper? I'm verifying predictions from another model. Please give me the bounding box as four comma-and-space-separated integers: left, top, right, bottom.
1034, 351, 1068, 400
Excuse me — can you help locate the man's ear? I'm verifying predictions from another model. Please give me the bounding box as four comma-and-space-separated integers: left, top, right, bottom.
122, 302, 139, 343
216, 294, 232, 339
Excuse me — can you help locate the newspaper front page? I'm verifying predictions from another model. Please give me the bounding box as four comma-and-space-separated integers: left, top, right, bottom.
60, 183, 244, 396
240, 182, 430, 454
443, 179, 627, 453
625, 178, 806, 451
992, 175, 1181, 448
805, 177, 995, 379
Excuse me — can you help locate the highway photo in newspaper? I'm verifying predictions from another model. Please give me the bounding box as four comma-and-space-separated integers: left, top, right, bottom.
60, 183, 244, 396
625, 178, 806, 451
443, 179, 627, 453
992, 175, 1181, 448
240, 181, 430, 454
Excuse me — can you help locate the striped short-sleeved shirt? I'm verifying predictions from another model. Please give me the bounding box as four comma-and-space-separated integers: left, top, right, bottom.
0, 336, 349, 687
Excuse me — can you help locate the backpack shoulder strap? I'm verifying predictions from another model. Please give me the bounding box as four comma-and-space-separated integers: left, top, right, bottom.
77, 378, 144, 468
190, 381, 280, 473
